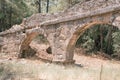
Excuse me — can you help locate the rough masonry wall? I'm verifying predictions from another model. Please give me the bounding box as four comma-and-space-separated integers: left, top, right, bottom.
0, 32, 25, 57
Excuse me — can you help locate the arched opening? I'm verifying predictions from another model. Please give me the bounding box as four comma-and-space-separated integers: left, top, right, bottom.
18, 32, 52, 59
66, 21, 120, 61
30, 34, 52, 54
75, 24, 120, 57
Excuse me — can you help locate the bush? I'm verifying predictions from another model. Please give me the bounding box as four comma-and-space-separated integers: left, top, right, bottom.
112, 31, 120, 58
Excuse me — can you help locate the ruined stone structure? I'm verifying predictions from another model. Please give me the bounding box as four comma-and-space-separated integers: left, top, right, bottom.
0, 0, 120, 64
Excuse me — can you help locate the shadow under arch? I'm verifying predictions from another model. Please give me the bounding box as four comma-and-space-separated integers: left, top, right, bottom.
66, 21, 118, 60
18, 32, 52, 60
18, 32, 39, 58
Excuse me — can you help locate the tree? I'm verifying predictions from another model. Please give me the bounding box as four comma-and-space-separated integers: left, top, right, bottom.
0, 0, 37, 32
35, 0, 41, 13
46, 0, 49, 13
0, 0, 9, 31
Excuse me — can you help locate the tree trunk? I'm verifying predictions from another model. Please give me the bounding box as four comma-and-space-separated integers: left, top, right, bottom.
46, 0, 49, 13
100, 25, 103, 52
38, 0, 41, 13
106, 26, 113, 55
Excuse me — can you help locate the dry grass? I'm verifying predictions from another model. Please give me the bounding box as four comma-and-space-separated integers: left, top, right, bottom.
0, 58, 120, 80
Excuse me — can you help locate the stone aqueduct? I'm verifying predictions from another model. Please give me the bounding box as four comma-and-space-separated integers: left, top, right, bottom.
0, 0, 120, 63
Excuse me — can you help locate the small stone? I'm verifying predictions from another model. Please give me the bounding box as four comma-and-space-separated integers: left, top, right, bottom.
46, 63, 50, 66
8, 58, 12, 60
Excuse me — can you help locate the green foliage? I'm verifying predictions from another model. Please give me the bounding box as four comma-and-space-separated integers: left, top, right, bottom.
0, 0, 37, 32
76, 25, 120, 56
0, 13, 4, 19
69, 0, 84, 7
34, 34, 49, 44
80, 36, 94, 52
112, 31, 120, 56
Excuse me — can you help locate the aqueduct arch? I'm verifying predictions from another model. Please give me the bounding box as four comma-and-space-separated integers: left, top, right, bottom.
65, 15, 120, 61
18, 30, 53, 60
65, 21, 120, 61
19, 32, 39, 58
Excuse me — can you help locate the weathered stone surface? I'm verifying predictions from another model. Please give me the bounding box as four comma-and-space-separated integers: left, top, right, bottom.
113, 16, 120, 29
0, 0, 120, 63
